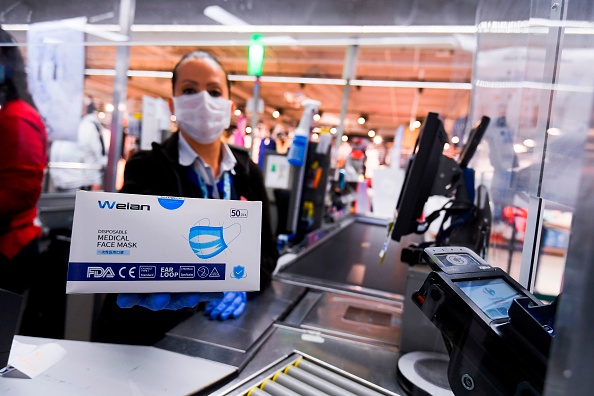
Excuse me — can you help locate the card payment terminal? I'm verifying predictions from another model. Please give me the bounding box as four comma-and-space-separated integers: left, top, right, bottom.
412, 246, 557, 395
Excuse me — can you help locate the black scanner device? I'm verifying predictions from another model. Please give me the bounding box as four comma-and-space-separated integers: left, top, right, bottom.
413, 246, 557, 395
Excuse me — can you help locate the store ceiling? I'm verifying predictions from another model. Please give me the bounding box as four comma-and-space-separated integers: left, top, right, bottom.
82, 44, 473, 141
2, 0, 487, 142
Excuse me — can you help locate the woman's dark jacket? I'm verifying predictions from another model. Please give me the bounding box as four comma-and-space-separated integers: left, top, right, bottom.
120, 132, 278, 287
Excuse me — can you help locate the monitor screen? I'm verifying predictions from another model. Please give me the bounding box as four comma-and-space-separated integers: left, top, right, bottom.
391, 112, 448, 241
456, 278, 524, 320
264, 153, 291, 190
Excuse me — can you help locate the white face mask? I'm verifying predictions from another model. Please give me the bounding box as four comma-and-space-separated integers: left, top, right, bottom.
173, 91, 232, 144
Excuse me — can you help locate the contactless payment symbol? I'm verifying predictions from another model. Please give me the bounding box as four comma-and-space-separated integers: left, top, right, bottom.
446, 254, 468, 266
231, 265, 247, 279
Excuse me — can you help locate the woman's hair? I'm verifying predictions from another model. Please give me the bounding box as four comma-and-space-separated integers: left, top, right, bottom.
171, 51, 231, 96
0, 27, 36, 108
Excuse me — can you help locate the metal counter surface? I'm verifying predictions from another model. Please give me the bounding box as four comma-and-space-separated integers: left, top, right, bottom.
275, 217, 422, 299
299, 291, 402, 347
0, 336, 236, 396
156, 281, 307, 369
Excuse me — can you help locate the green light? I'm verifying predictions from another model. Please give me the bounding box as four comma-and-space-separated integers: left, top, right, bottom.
248, 33, 265, 76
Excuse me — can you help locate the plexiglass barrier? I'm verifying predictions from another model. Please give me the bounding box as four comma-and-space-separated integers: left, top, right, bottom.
468, 0, 594, 302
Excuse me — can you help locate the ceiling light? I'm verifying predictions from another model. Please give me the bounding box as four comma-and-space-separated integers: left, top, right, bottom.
261, 36, 298, 45
313, 113, 321, 121
451, 136, 460, 144
373, 136, 383, 144
170, 115, 176, 122
85, 69, 173, 78
203, 5, 250, 26
330, 127, 337, 134
547, 128, 561, 136
272, 110, 280, 118
409, 120, 421, 130
358, 114, 367, 125
352, 79, 472, 90
126, 24, 478, 34
245, 126, 252, 134
514, 144, 528, 153
368, 130, 375, 138
3, 23, 479, 35
98, 112, 105, 119
444, 143, 451, 150
312, 133, 319, 140
228, 75, 346, 85
105, 103, 114, 112
234, 109, 242, 116
342, 135, 349, 142
523, 138, 535, 147
85, 69, 470, 90
3, 24, 471, 48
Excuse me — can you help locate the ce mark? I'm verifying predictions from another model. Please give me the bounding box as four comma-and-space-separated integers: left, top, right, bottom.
118, 267, 136, 278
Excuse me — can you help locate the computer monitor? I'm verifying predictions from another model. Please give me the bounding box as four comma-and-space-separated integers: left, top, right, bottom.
391, 112, 448, 242
458, 116, 490, 169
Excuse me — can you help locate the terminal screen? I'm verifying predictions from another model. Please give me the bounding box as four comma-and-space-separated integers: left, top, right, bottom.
456, 278, 524, 320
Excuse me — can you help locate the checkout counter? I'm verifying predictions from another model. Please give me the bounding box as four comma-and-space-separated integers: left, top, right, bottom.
1, 214, 412, 395
2, 211, 553, 395
155, 215, 554, 395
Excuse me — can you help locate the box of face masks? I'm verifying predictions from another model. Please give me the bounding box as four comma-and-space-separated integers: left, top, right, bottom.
66, 191, 262, 294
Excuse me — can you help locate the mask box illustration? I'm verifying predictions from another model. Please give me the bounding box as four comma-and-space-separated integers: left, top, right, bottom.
66, 191, 262, 294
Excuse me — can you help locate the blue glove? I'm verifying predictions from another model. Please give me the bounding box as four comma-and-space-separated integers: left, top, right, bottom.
117, 292, 224, 311
204, 292, 247, 320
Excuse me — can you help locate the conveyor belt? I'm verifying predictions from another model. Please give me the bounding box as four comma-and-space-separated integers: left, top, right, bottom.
220, 352, 400, 396
276, 217, 422, 298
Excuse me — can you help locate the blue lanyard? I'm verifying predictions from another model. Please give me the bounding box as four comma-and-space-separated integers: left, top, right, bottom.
188, 168, 231, 200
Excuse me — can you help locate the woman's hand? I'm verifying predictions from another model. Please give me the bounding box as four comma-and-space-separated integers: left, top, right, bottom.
204, 292, 247, 320
117, 292, 224, 311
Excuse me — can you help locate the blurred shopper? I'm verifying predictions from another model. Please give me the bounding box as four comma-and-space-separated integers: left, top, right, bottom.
78, 96, 108, 189
115, 131, 138, 191
0, 28, 48, 294
275, 129, 290, 155
50, 96, 108, 191
257, 128, 277, 169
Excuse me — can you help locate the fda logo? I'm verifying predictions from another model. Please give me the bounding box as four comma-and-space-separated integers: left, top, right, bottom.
87, 266, 116, 278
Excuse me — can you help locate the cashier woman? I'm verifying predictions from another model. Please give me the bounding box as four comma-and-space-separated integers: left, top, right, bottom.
95, 51, 278, 345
